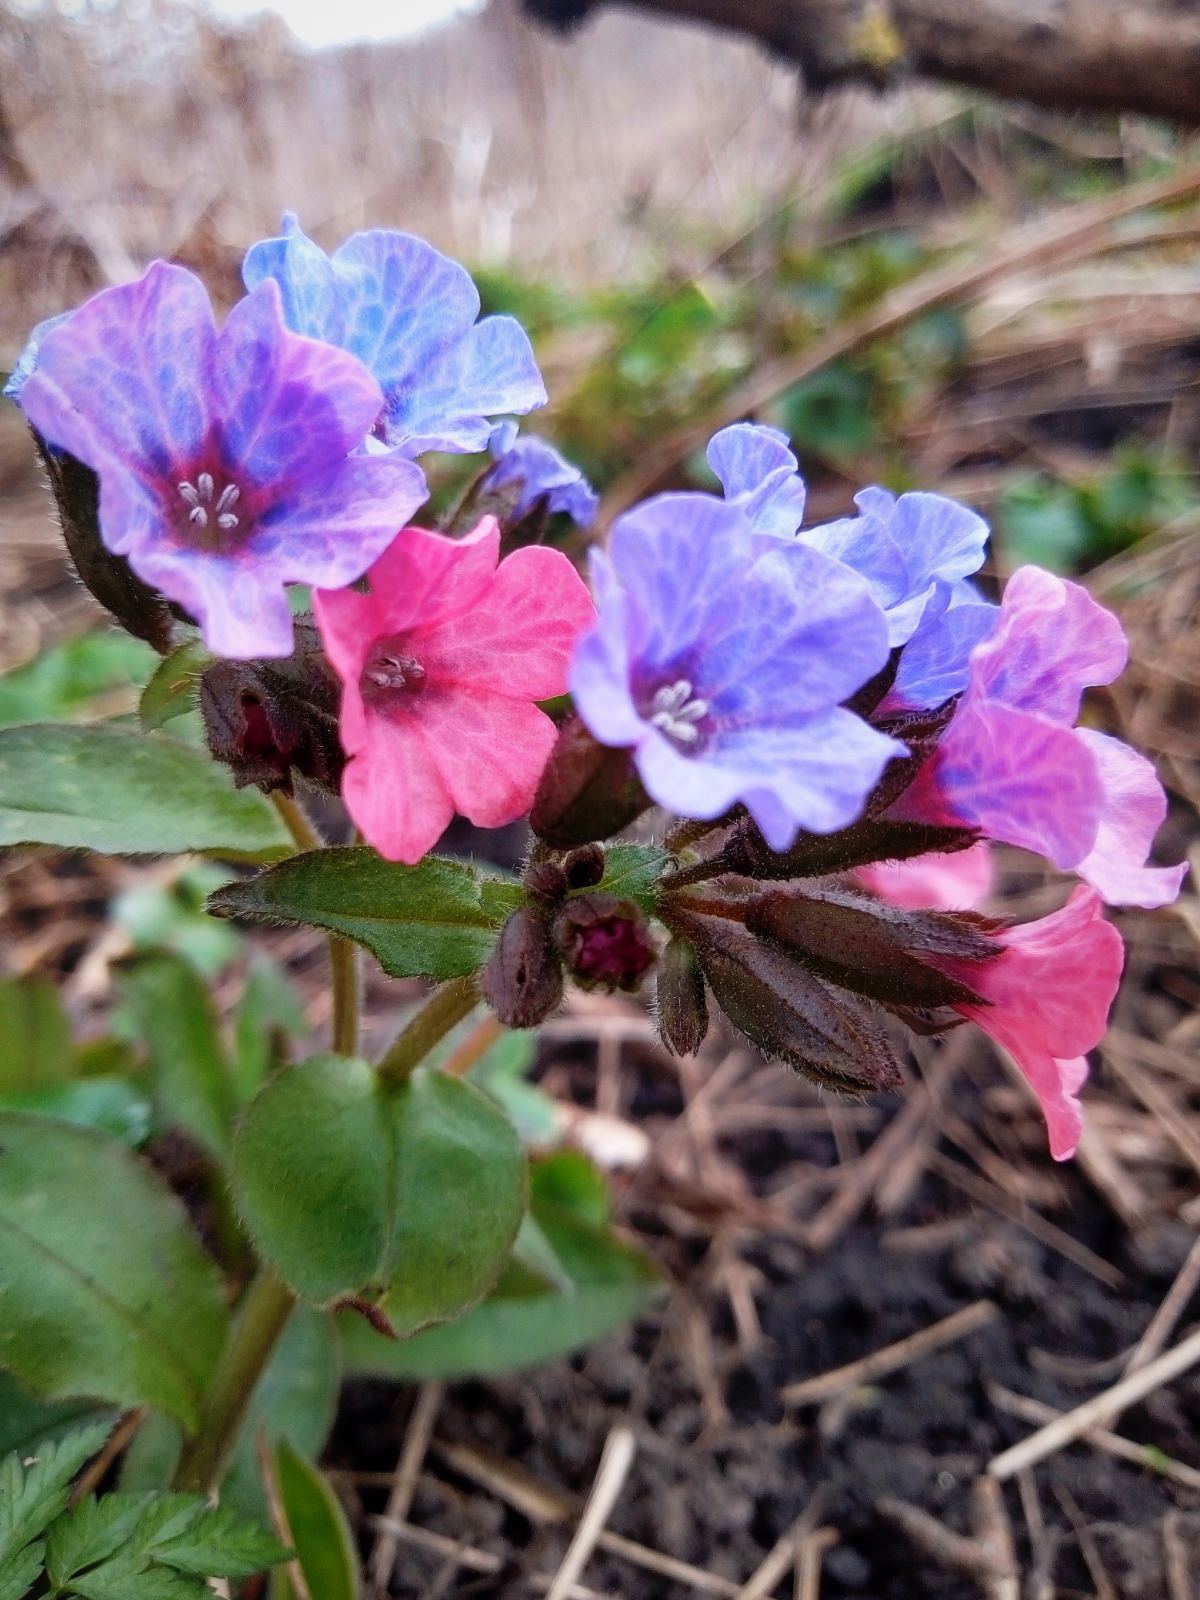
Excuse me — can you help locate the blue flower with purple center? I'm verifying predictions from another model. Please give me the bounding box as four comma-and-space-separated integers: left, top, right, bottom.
242, 214, 546, 457
706, 423, 998, 707
483, 421, 598, 527
569, 492, 905, 848
4, 311, 71, 404
18, 262, 428, 659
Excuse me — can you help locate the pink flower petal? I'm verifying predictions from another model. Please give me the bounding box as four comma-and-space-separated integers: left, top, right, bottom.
853, 841, 993, 910
362, 518, 501, 635
950, 887, 1124, 1160
415, 543, 594, 699
1074, 730, 1188, 909
419, 690, 560, 828
341, 708, 454, 864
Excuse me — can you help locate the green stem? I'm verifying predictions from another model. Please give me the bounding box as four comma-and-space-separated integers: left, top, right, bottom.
171, 1266, 296, 1494
329, 937, 360, 1057
376, 975, 479, 1086
270, 790, 321, 853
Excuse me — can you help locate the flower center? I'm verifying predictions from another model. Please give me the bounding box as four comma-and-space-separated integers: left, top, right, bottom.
647, 678, 709, 747
361, 640, 427, 703
177, 473, 242, 542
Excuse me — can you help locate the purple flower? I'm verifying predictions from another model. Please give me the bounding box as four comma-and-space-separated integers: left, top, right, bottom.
569, 492, 904, 849
894, 565, 1187, 908
242, 214, 546, 457
18, 262, 427, 659
484, 421, 598, 527
707, 423, 997, 705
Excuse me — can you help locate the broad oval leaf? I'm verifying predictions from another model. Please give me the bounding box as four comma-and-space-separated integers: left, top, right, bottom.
0, 725, 291, 862
339, 1194, 663, 1381
209, 848, 520, 980
0, 1115, 228, 1431
232, 1055, 526, 1336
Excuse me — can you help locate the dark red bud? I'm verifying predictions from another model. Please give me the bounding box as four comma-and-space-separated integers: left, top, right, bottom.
200, 622, 344, 795
656, 936, 708, 1056
530, 716, 651, 847
524, 859, 570, 905
553, 893, 655, 993
479, 908, 564, 1027
36, 439, 175, 651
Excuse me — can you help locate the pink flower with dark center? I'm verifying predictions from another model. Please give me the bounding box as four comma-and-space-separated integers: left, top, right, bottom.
315, 517, 594, 863
935, 887, 1124, 1160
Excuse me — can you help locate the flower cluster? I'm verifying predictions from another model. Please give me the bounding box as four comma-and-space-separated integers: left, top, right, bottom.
11, 234, 1185, 1164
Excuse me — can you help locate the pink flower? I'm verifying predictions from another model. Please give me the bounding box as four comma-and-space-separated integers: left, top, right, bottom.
938, 887, 1124, 1161
893, 566, 1186, 910
315, 517, 594, 863
854, 842, 993, 911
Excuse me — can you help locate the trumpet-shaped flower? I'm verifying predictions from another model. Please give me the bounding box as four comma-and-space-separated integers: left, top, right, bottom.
569, 492, 904, 849
483, 421, 598, 527
315, 517, 594, 863
854, 841, 994, 911
894, 566, 1187, 908
243, 214, 546, 457
17, 263, 427, 659
936, 887, 1124, 1160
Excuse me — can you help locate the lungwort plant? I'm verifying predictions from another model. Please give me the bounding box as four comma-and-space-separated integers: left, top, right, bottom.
0, 214, 1186, 1578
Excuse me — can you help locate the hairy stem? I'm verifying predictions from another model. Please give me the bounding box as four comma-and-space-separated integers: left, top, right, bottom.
270, 792, 359, 1057
171, 1265, 296, 1494
376, 975, 479, 1086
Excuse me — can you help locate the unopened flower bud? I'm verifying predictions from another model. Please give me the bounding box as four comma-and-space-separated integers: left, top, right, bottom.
36, 439, 174, 651
523, 859, 570, 906
656, 936, 708, 1056
200, 620, 344, 795
480, 908, 564, 1027
530, 716, 651, 848
553, 893, 655, 993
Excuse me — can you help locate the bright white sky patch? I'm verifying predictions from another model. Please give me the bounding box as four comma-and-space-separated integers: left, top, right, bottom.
204, 0, 483, 49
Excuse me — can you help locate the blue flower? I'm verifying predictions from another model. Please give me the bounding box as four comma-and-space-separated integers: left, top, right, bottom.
707, 422, 997, 705
569, 492, 904, 849
242, 214, 546, 457
484, 421, 598, 527
18, 262, 428, 660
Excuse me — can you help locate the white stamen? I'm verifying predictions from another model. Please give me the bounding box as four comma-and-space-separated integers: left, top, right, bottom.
178, 475, 241, 535
649, 678, 709, 746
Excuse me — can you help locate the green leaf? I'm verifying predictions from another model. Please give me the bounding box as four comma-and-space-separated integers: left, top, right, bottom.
0, 1115, 229, 1431
0, 1079, 152, 1148
274, 1440, 361, 1600
530, 1149, 612, 1228
0, 1419, 113, 1561
0, 725, 291, 861
0, 977, 72, 1092
114, 864, 244, 979
467, 1031, 557, 1145
0, 631, 156, 730
221, 1308, 341, 1520
117, 954, 236, 1160
0, 1375, 111, 1461
232, 1055, 525, 1334
138, 641, 210, 733
341, 1159, 663, 1380
592, 843, 671, 914
67, 1558, 206, 1599
208, 848, 513, 980
0, 1540, 45, 1600
151, 1501, 291, 1578
45, 1492, 147, 1588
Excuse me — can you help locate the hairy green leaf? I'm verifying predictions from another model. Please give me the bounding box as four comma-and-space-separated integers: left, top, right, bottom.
0, 725, 291, 861
233, 1055, 525, 1333
138, 640, 210, 733
0, 1116, 228, 1430
208, 848, 516, 980
593, 842, 670, 913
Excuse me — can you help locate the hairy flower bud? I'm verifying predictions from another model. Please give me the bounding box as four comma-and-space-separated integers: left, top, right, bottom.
563, 842, 606, 890
200, 619, 344, 795
523, 858, 570, 906
656, 936, 709, 1056
663, 897, 904, 1095
721, 812, 979, 881
36, 439, 175, 652
479, 908, 564, 1027
530, 716, 651, 847
553, 894, 655, 993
